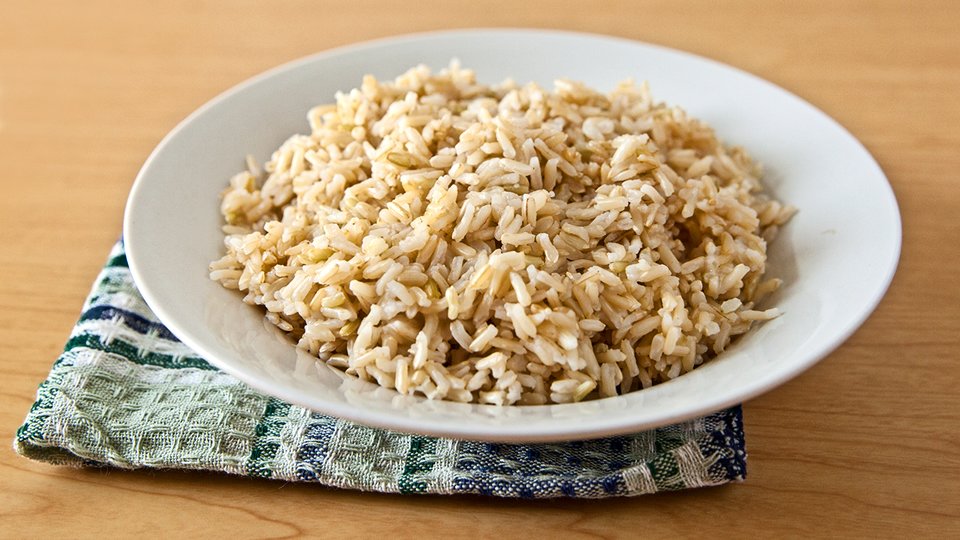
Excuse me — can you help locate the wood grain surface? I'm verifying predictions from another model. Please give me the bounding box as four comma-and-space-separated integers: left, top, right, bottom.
2, 1, 959, 537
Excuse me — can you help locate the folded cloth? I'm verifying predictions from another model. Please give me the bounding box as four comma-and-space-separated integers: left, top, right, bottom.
14, 241, 746, 498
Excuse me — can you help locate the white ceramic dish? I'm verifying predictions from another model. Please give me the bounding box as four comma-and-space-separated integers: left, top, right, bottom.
124, 29, 900, 442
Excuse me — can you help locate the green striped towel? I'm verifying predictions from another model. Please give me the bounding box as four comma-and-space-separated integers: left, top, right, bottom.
14, 241, 746, 498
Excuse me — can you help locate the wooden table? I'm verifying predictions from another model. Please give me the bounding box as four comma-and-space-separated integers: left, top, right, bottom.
2, 1, 958, 536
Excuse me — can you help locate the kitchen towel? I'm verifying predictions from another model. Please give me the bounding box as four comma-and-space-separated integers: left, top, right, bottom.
14, 241, 746, 498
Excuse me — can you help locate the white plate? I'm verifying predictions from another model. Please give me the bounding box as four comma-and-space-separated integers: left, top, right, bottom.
124, 29, 901, 442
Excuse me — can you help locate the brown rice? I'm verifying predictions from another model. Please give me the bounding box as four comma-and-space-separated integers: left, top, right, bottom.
210, 63, 794, 405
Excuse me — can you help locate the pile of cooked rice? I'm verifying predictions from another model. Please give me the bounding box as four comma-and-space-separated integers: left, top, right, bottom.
210, 63, 794, 406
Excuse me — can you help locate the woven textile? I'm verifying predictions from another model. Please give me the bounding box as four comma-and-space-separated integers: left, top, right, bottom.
14, 241, 746, 498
